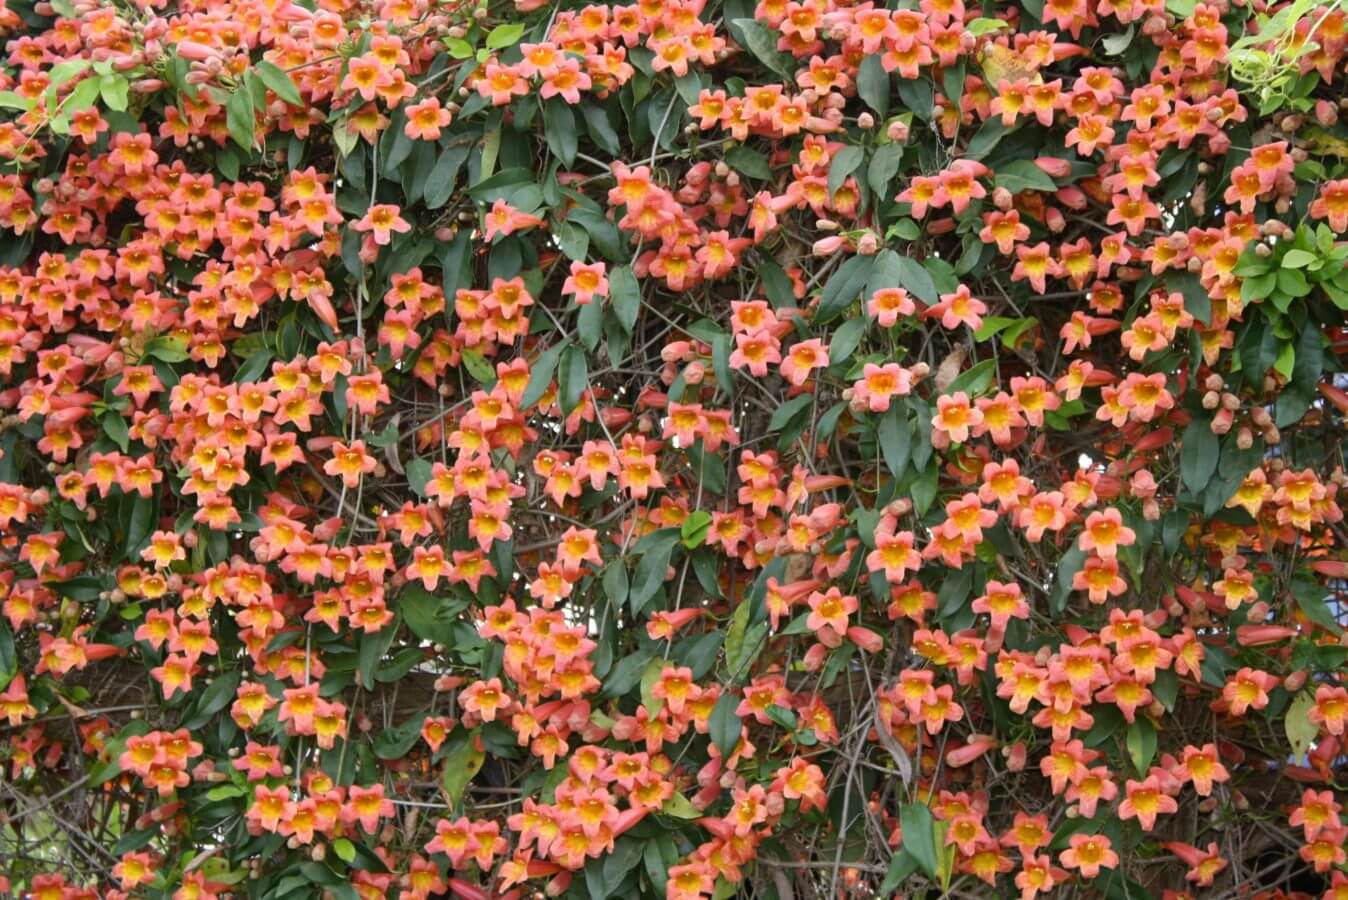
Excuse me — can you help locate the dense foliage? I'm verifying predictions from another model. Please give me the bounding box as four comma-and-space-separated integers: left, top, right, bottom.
2, 0, 1348, 896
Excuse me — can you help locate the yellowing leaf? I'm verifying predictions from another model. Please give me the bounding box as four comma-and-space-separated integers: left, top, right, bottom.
978, 44, 1043, 86
1285, 691, 1318, 760
661, 792, 700, 818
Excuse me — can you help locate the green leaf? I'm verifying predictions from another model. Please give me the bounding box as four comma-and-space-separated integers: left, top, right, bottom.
630, 529, 679, 615
603, 838, 644, 890
358, 624, 397, 691
1292, 576, 1343, 634
102, 411, 130, 453
461, 348, 496, 384
405, 458, 433, 497
441, 734, 486, 806
868, 142, 905, 196
1126, 717, 1157, 774
62, 76, 102, 119
857, 55, 890, 116
946, 359, 997, 396
576, 297, 603, 351
604, 647, 655, 699
709, 692, 740, 758
333, 838, 357, 863
877, 402, 912, 476
374, 712, 426, 760
581, 103, 621, 155
1050, 545, 1087, 614
1152, 669, 1180, 711
1180, 417, 1219, 494
602, 561, 629, 609
896, 256, 937, 304
725, 145, 772, 180
486, 22, 526, 49
0, 621, 16, 692
1168, 271, 1211, 326
766, 704, 797, 731
609, 265, 641, 335
815, 254, 877, 322
48, 59, 90, 89
681, 510, 712, 549
423, 145, 470, 210
558, 345, 588, 415
965, 119, 1007, 161
829, 317, 868, 366
1281, 248, 1317, 269
144, 336, 191, 363
225, 81, 256, 150
1275, 321, 1323, 427
0, 91, 34, 111
181, 670, 241, 730
125, 494, 155, 558
1101, 24, 1135, 54
401, 584, 463, 645
233, 350, 273, 384
727, 620, 767, 681
542, 100, 578, 167
768, 394, 813, 433
254, 60, 302, 106
730, 19, 793, 78
879, 850, 919, 895
827, 145, 864, 198
994, 159, 1057, 194
98, 74, 129, 112
206, 784, 247, 801
899, 804, 939, 879
521, 342, 565, 409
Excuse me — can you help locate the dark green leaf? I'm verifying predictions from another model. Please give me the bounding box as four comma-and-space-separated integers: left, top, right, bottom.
559, 345, 588, 415
867, 142, 905, 197
1180, 417, 1219, 493
896, 256, 937, 304
730, 19, 793, 78
181, 670, 241, 730
898, 803, 939, 879
521, 343, 565, 409
829, 317, 868, 366
1049, 545, 1087, 614
424, 145, 470, 210
1169, 271, 1211, 326
630, 529, 679, 615
1275, 321, 1323, 427
709, 692, 740, 757
401, 585, 463, 645
827, 145, 864, 197
857, 55, 889, 116
877, 402, 912, 476
608, 265, 641, 336
603, 838, 644, 890
542, 100, 578, 167
233, 350, 273, 384
0, 621, 16, 691
724, 145, 772, 181
815, 255, 877, 322
1126, 718, 1157, 774
768, 394, 813, 432
102, 411, 130, 452
225, 82, 256, 150
994, 159, 1057, 194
